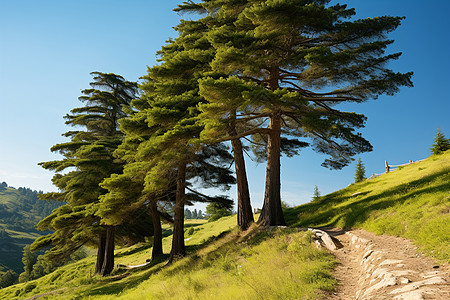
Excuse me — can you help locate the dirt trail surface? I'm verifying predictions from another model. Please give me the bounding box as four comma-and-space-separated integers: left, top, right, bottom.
323, 228, 450, 300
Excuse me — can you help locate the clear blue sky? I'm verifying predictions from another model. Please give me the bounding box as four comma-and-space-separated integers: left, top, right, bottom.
1, 0, 449, 211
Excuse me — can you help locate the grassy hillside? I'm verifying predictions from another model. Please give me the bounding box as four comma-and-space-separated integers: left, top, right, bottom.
285, 150, 450, 261
0, 216, 336, 299
0, 185, 62, 273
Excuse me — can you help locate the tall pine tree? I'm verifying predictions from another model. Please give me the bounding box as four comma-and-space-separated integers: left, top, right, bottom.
194, 0, 412, 226
175, 0, 255, 231
100, 18, 235, 262
32, 72, 139, 276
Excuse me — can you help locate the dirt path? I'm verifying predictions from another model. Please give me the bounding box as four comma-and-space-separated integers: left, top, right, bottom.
322, 228, 450, 300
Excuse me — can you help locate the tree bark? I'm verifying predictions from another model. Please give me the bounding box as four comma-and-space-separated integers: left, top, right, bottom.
94, 231, 106, 275
228, 114, 254, 231
258, 111, 286, 226
169, 162, 186, 263
99, 225, 115, 276
150, 201, 163, 259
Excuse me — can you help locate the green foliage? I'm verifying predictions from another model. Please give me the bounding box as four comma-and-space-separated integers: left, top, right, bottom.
0, 184, 62, 274
354, 157, 366, 183
313, 185, 321, 201
198, 0, 412, 169
430, 128, 450, 155
0, 185, 62, 233
184, 208, 205, 220
205, 202, 232, 222
34, 72, 139, 267
281, 201, 291, 209
0, 269, 18, 289
18, 245, 37, 283
192, 0, 412, 226
285, 151, 450, 261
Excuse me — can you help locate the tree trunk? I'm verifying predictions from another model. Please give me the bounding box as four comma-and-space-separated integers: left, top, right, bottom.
99, 225, 115, 276
228, 114, 254, 231
258, 111, 286, 226
169, 162, 186, 263
94, 231, 106, 275
150, 201, 163, 260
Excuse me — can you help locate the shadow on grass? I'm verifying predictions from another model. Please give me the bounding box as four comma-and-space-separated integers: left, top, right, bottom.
81, 229, 240, 297
285, 169, 450, 229
115, 243, 153, 258
84, 254, 170, 297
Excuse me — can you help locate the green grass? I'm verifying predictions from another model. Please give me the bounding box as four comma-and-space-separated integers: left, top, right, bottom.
0, 216, 336, 300
285, 150, 450, 261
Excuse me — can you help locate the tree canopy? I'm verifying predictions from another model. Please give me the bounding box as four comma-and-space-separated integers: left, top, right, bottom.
190, 0, 412, 225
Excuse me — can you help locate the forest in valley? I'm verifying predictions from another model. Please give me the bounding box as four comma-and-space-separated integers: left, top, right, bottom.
0, 183, 62, 285
1, 0, 418, 294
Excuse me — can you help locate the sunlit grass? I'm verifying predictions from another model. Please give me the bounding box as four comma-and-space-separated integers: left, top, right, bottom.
0, 216, 336, 299
96, 227, 336, 300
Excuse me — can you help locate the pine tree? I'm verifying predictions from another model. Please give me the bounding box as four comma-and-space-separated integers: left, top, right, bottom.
206, 202, 232, 222
194, 0, 412, 226
185, 208, 192, 219
173, 2, 256, 231
99, 22, 236, 262
18, 245, 37, 283
313, 185, 321, 201
430, 128, 450, 155
354, 157, 366, 183
32, 72, 138, 276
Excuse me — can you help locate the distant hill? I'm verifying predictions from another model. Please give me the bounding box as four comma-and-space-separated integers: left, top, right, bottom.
0, 182, 62, 273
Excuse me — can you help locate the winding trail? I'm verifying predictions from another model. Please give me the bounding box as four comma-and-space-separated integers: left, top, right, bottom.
323, 228, 450, 300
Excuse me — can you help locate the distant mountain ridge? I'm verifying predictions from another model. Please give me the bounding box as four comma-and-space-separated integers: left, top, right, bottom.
0, 182, 62, 273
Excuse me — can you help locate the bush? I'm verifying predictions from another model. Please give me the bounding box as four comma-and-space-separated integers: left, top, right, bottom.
206, 203, 232, 222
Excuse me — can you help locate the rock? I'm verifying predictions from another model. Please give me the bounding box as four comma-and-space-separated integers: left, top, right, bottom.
391, 270, 415, 277
393, 290, 425, 300
421, 276, 446, 285
393, 287, 439, 300
362, 250, 373, 260
362, 275, 397, 298
399, 277, 411, 284
390, 277, 446, 294
309, 229, 342, 250
379, 259, 404, 266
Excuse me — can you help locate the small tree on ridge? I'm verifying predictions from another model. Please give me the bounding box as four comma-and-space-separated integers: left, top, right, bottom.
354, 157, 366, 183
430, 128, 450, 155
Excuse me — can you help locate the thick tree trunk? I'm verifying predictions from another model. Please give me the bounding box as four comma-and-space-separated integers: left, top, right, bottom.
94, 231, 106, 275
99, 225, 115, 276
228, 115, 254, 231
150, 201, 163, 259
258, 111, 286, 226
169, 162, 186, 263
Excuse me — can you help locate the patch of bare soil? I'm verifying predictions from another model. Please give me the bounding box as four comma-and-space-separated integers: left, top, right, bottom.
322, 228, 449, 300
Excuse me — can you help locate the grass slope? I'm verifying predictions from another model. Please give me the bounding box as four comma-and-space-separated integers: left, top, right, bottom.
285, 150, 450, 261
0, 216, 336, 299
